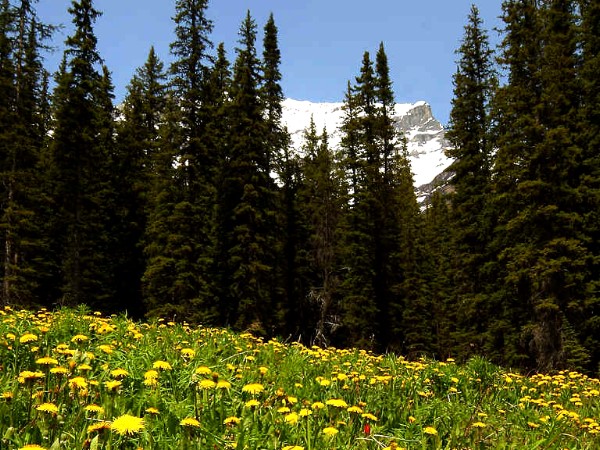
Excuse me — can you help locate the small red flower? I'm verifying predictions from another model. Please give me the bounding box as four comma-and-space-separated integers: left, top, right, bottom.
364, 422, 371, 435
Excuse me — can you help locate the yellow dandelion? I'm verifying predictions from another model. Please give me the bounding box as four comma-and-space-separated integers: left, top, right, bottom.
152, 360, 172, 371
282, 446, 304, 450
110, 368, 129, 378
97, 344, 113, 354
180, 348, 196, 358
362, 413, 378, 421
259, 366, 269, 375
143, 377, 158, 387
423, 426, 438, 435
285, 412, 300, 425
84, 404, 104, 414
19, 333, 38, 344
195, 379, 214, 390
195, 366, 212, 375
299, 408, 312, 417
110, 414, 144, 436
145, 407, 160, 415
472, 421, 487, 428
50, 366, 68, 375
242, 383, 264, 395
244, 399, 260, 408
326, 398, 348, 408
224, 416, 241, 425
311, 401, 325, 410
347, 406, 363, 414
180, 417, 201, 427
322, 426, 339, 436
1, 391, 14, 400
18, 445, 46, 450
18, 370, 45, 383
78, 364, 92, 372
36, 403, 59, 415
217, 380, 231, 389
35, 356, 58, 366
71, 334, 89, 343
104, 380, 122, 391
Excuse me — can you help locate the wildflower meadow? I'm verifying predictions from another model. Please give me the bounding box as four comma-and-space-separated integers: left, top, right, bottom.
1, 307, 599, 449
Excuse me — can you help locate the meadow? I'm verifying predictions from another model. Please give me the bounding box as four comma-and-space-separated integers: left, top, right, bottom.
0, 307, 599, 449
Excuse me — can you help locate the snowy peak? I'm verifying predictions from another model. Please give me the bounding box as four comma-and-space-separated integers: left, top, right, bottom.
281, 98, 453, 188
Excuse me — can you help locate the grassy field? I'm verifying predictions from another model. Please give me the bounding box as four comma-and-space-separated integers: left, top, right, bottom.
0, 307, 599, 449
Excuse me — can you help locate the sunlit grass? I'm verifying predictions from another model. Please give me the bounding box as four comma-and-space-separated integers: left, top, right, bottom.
1, 306, 599, 449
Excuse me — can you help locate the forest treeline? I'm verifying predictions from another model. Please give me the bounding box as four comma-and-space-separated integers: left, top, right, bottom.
1, 0, 599, 374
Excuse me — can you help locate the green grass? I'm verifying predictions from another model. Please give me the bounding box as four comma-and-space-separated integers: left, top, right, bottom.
1, 306, 599, 449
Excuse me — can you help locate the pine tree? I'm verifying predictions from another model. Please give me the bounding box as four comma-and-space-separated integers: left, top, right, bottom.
298, 121, 344, 345
47, 0, 118, 309
0, 0, 53, 307
487, 0, 545, 368
116, 46, 168, 318
404, 192, 453, 359
338, 52, 380, 349
444, 5, 497, 359
337, 47, 418, 350
207, 42, 234, 323
261, 13, 298, 335
224, 11, 277, 333
374, 43, 420, 351
578, 0, 600, 371
144, 0, 217, 323
491, 0, 590, 371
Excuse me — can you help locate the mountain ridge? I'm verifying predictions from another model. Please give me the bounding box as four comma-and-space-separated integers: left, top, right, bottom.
281, 98, 453, 192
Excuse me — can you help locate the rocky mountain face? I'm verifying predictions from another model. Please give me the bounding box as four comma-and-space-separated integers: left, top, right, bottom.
281, 98, 453, 199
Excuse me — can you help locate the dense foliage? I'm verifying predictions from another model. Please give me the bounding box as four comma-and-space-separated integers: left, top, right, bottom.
0, 0, 599, 376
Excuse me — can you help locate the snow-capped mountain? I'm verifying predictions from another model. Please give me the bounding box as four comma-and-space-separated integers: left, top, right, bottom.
281, 98, 453, 191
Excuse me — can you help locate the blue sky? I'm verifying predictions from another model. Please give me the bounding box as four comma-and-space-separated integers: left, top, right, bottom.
36, 0, 503, 125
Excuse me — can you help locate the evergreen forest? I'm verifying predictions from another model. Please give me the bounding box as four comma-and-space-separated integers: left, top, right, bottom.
1, 0, 599, 375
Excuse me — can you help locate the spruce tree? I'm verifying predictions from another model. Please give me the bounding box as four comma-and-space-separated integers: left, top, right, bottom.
337, 47, 418, 350
0, 0, 53, 307
578, 0, 600, 371
488, 0, 545, 368
491, 0, 590, 371
444, 5, 497, 359
224, 11, 277, 333
144, 0, 217, 322
338, 52, 380, 349
261, 13, 298, 335
298, 121, 344, 345
207, 42, 234, 323
374, 43, 420, 351
404, 192, 453, 359
116, 46, 169, 317
47, 0, 118, 309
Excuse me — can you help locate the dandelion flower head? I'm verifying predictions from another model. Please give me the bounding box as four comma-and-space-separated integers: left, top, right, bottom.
110, 414, 145, 436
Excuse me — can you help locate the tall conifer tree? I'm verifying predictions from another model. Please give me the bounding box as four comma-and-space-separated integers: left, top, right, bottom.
116, 46, 168, 317
224, 11, 277, 333
298, 121, 344, 345
578, 0, 600, 371
444, 5, 497, 358
492, 0, 590, 371
144, 0, 217, 322
0, 0, 52, 307
46, 0, 117, 309
338, 47, 418, 350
